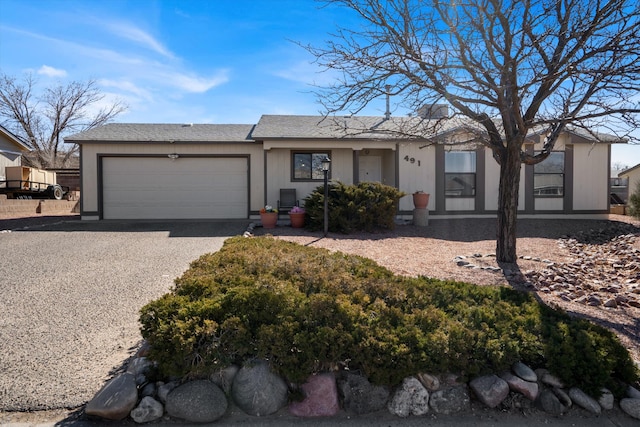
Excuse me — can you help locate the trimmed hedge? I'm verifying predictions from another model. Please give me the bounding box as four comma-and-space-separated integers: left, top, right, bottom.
302, 181, 405, 232
139, 237, 638, 396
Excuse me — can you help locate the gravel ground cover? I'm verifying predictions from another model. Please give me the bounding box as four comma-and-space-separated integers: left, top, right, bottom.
0, 218, 247, 411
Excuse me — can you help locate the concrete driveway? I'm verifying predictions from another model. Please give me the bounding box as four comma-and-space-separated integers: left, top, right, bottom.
0, 218, 248, 411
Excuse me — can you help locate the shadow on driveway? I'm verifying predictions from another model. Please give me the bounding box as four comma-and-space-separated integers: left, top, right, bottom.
0, 216, 251, 238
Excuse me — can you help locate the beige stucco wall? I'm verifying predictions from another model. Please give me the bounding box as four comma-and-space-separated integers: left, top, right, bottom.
264, 146, 354, 208
80, 142, 264, 217
573, 142, 609, 211
483, 148, 526, 211
0, 136, 24, 180
397, 142, 436, 211
621, 166, 640, 200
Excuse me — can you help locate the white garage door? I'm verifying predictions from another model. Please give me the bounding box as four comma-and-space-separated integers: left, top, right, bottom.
102, 157, 248, 219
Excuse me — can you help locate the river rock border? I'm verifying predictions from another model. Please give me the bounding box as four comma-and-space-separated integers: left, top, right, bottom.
84, 350, 640, 423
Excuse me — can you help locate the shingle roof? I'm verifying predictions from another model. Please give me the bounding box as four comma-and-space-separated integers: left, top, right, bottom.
251, 115, 461, 140
64, 116, 626, 145
251, 115, 625, 144
65, 123, 256, 143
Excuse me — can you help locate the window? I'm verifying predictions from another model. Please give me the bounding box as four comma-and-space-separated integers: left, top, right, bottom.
292, 152, 330, 181
534, 152, 564, 197
445, 151, 476, 197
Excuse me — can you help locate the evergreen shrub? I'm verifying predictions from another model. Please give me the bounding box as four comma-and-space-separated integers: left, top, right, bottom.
139, 237, 638, 396
302, 181, 406, 232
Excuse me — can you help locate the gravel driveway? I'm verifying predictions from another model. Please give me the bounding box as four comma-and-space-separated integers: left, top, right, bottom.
0, 218, 248, 411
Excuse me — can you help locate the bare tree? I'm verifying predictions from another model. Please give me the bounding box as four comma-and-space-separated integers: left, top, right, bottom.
305, 0, 640, 263
0, 72, 126, 168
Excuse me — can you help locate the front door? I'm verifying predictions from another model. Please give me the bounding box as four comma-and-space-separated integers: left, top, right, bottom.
359, 155, 382, 182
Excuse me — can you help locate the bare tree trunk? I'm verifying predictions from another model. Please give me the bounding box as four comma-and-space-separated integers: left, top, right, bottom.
496, 144, 522, 263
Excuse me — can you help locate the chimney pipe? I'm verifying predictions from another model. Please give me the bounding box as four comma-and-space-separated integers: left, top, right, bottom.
384, 85, 391, 120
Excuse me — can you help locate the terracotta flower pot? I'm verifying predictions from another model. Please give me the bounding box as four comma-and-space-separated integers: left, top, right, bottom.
289, 212, 305, 228
412, 192, 430, 209
260, 212, 278, 229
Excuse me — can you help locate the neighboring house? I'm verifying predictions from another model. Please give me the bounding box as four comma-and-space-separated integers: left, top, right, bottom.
619, 164, 640, 202
0, 125, 30, 181
65, 114, 622, 221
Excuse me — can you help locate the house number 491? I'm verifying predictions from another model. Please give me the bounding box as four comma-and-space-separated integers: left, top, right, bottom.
404, 155, 421, 166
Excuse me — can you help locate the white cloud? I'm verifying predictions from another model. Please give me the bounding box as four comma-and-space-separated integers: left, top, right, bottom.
273, 60, 336, 86
99, 79, 153, 101
169, 71, 230, 93
106, 21, 174, 59
37, 65, 67, 77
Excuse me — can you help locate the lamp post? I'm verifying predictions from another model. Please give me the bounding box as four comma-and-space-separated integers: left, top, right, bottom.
321, 157, 331, 236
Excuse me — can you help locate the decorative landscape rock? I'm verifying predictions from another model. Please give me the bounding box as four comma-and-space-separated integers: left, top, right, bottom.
85, 373, 138, 420
536, 369, 565, 388
620, 398, 640, 419
499, 372, 538, 401
469, 375, 509, 408
157, 381, 178, 404
537, 389, 567, 416
130, 396, 164, 424
512, 361, 537, 382
628, 386, 640, 399
454, 225, 640, 315
127, 356, 152, 377
568, 387, 601, 415
387, 377, 430, 417
289, 373, 340, 417
231, 360, 288, 416
165, 380, 228, 423
417, 372, 440, 391
428, 385, 470, 414
337, 372, 390, 415
598, 388, 614, 410
552, 387, 572, 409
210, 365, 239, 394
140, 382, 156, 398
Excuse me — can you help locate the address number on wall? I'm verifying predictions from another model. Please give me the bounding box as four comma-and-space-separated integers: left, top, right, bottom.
404, 155, 421, 166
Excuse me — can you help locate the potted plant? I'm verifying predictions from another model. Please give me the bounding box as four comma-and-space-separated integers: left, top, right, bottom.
259, 205, 278, 228
288, 206, 306, 228
412, 191, 430, 209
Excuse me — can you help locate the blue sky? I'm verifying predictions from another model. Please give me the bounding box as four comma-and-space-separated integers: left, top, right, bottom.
0, 0, 638, 169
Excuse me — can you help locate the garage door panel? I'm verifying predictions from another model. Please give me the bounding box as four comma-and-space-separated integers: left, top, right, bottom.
102, 157, 248, 219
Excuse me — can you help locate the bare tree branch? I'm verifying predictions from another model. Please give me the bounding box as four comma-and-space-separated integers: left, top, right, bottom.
0, 72, 127, 168
306, 0, 640, 262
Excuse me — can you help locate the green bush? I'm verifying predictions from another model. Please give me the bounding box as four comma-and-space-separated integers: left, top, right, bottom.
629, 180, 640, 219
139, 237, 638, 395
302, 181, 406, 233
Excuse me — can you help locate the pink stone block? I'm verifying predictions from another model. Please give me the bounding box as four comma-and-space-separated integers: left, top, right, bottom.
289, 373, 340, 417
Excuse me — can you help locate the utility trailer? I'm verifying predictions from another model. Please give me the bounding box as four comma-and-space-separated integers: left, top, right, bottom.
0, 166, 69, 200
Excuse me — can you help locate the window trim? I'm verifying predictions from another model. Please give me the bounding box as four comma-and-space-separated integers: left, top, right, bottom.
444, 151, 477, 198
534, 151, 565, 198
291, 151, 331, 182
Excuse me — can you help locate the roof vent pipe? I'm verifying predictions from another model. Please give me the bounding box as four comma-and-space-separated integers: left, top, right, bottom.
384, 85, 391, 120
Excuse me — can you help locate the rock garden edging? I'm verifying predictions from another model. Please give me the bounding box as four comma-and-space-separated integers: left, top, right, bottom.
84, 348, 640, 423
